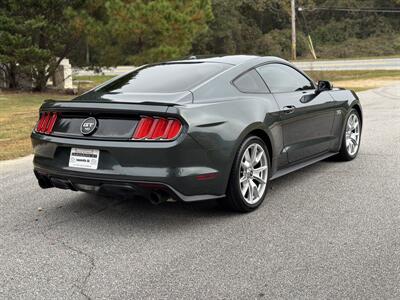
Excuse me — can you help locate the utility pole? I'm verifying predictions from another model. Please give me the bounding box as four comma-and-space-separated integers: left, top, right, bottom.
86, 40, 90, 65
291, 0, 297, 60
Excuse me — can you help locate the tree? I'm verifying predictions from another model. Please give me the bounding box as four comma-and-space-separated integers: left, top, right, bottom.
85, 0, 213, 66
192, 0, 312, 58
193, 0, 400, 59
0, 0, 95, 90
1, 0, 399, 91
192, 0, 262, 55
0, 0, 212, 88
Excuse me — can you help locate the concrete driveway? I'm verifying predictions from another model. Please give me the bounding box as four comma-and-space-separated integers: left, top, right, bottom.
1, 85, 399, 299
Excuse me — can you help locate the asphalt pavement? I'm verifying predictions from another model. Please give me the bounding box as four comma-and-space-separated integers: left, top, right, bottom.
1, 85, 399, 299
294, 57, 400, 71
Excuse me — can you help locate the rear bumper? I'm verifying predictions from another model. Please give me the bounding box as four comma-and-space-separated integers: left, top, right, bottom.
31, 132, 228, 202
33, 168, 224, 202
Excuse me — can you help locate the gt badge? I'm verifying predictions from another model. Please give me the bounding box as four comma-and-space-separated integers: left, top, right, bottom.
80, 117, 98, 136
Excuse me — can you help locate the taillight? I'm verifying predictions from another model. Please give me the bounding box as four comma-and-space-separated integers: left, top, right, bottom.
36, 112, 58, 134
132, 116, 183, 141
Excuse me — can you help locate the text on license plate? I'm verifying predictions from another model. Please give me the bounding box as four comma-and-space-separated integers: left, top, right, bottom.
69, 148, 100, 170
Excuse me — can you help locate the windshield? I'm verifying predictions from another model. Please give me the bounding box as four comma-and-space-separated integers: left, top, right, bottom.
95, 62, 231, 94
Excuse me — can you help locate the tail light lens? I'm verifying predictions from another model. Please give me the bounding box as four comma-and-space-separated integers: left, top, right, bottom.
132, 116, 183, 141
36, 112, 58, 134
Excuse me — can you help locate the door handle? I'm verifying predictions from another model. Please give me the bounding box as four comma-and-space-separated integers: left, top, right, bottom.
283, 105, 296, 114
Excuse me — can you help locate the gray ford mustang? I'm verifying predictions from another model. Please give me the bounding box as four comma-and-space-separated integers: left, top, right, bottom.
31, 55, 362, 212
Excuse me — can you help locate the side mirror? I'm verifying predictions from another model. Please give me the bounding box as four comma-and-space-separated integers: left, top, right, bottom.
317, 80, 332, 92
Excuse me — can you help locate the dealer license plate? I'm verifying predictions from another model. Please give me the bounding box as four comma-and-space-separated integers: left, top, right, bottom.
69, 148, 99, 170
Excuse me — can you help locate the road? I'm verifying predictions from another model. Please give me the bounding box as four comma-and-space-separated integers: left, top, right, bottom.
1, 85, 399, 299
74, 57, 400, 76
294, 57, 400, 71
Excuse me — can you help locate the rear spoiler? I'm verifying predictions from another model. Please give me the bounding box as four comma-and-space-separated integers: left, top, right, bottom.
74, 90, 193, 104
40, 100, 173, 114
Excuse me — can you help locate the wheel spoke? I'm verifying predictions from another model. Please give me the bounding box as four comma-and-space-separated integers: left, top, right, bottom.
244, 149, 251, 163
240, 176, 247, 183
253, 175, 266, 185
254, 150, 263, 166
250, 145, 257, 165
241, 180, 249, 195
348, 117, 353, 128
248, 180, 253, 203
250, 180, 260, 199
254, 165, 268, 173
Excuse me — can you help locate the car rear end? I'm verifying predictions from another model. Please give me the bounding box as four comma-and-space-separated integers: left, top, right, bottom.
32, 99, 227, 202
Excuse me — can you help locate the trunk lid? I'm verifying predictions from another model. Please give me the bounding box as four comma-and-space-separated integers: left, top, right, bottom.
38, 100, 182, 141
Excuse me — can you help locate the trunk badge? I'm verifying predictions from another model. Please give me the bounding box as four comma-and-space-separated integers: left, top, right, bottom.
80, 117, 98, 136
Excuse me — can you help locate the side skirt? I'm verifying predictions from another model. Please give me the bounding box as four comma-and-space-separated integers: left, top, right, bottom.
270, 152, 338, 180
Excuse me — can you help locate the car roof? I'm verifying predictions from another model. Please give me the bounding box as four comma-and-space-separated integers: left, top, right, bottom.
165, 55, 288, 66
167, 55, 288, 66
183, 55, 258, 65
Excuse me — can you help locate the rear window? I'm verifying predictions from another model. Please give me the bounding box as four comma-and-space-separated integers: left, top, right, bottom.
96, 62, 231, 94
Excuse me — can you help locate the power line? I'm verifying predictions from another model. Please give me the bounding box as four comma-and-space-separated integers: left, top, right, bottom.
297, 8, 317, 59
298, 7, 400, 13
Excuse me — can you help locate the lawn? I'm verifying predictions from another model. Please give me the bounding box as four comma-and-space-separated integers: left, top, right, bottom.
1, 70, 399, 161
0, 75, 113, 160
306, 70, 400, 92
73, 75, 115, 93
295, 54, 400, 62
0, 92, 72, 160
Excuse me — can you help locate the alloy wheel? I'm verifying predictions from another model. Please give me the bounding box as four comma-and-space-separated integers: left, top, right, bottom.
345, 113, 360, 156
239, 143, 268, 205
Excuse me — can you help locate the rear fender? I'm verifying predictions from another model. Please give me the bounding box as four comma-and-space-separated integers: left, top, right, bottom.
229, 122, 281, 177
178, 97, 281, 190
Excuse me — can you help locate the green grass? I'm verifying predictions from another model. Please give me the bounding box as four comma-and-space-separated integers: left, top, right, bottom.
294, 54, 400, 62
0, 92, 71, 160
306, 70, 400, 81
0, 75, 114, 161
305, 70, 400, 92
73, 75, 115, 93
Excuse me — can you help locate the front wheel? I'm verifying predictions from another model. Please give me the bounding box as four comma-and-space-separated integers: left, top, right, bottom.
336, 109, 361, 161
222, 136, 270, 212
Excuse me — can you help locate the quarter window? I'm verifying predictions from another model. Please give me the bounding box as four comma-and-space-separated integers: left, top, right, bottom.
233, 69, 268, 93
256, 64, 314, 93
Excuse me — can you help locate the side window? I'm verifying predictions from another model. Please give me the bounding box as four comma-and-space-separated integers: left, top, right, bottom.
233, 69, 268, 93
256, 64, 314, 93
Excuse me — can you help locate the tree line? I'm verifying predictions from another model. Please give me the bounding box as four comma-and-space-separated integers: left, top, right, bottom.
1, 0, 399, 91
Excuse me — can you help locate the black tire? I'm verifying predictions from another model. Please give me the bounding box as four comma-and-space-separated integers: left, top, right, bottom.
221, 136, 271, 212
336, 108, 361, 161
